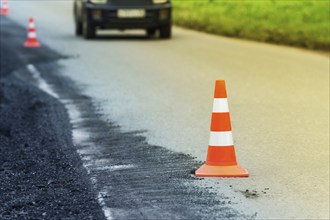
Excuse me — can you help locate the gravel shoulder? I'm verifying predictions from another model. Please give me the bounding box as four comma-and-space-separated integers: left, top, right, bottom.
0, 16, 105, 220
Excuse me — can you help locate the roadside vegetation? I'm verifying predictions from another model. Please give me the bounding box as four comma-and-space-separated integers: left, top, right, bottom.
172, 0, 329, 50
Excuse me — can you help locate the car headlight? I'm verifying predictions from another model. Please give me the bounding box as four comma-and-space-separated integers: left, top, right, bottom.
153, 0, 168, 4
90, 0, 107, 4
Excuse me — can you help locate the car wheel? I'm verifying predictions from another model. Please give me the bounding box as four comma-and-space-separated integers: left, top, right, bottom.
82, 13, 96, 39
75, 20, 83, 36
159, 25, 171, 39
146, 28, 157, 38
74, 5, 83, 36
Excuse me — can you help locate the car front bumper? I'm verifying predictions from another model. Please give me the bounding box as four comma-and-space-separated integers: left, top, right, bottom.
85, 3, 171, 29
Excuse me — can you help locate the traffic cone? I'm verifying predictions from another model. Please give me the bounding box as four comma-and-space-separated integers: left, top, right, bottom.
195, 80, 249, 177
0, 0, 9, 16
24, 18, 41, 48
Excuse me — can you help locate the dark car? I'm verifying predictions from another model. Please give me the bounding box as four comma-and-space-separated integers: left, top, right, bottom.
74, 0, 172, 39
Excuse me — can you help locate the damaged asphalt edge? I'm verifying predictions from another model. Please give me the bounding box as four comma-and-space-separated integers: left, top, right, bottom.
0, 16, 106, 219
1, 16, 256, 219
29, 60, 256, 219
26, 63, 113, 220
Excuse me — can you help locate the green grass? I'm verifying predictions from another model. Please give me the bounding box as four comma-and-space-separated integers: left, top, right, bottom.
172, 0, 329, 50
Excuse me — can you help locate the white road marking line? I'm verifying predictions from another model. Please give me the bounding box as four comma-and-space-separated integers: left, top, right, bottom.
95, 164, 135, 171
27, 64, 115, 220
72, 129, 90, 145
27, 64, 59, 99
98, 191, 113, 220
64, 101, 83, 124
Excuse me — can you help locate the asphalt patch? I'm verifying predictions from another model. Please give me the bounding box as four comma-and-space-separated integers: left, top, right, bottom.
0, 16, 105, 219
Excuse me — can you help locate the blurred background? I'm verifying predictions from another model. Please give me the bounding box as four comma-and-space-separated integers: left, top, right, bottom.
173, 0, 329, 51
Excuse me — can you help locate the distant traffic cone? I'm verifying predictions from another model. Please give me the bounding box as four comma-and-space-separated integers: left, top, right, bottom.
195, 80, 249, 177
24, 18, 41, 48
0, 0, 9, 16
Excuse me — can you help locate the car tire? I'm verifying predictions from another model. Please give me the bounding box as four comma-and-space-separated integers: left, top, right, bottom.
75, 20, 83, 36
82, 13, 96, 39
74, 5, 83, 36
146, 28, 157, 38
159, 25, 171, 39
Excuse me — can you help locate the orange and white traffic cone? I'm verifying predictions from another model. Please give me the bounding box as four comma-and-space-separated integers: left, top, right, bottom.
195, 80, 249, 177
24, 18, 41, 48
0, 0, 9, 16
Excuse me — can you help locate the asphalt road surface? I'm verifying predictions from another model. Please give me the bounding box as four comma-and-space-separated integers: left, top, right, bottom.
1, 17, 251, 220
3, 1, 330, 219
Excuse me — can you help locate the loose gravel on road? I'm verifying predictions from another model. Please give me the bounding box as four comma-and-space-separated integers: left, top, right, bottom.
0, 17, 105, 220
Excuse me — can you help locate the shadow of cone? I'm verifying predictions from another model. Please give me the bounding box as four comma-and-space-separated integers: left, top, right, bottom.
195, 80, 249, 177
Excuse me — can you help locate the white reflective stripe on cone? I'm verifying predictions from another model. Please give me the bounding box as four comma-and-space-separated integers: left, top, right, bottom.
29, 23, 36, 28
209, 131, 234, 146
28, 32, 37, 38
212, 98, 229, 113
